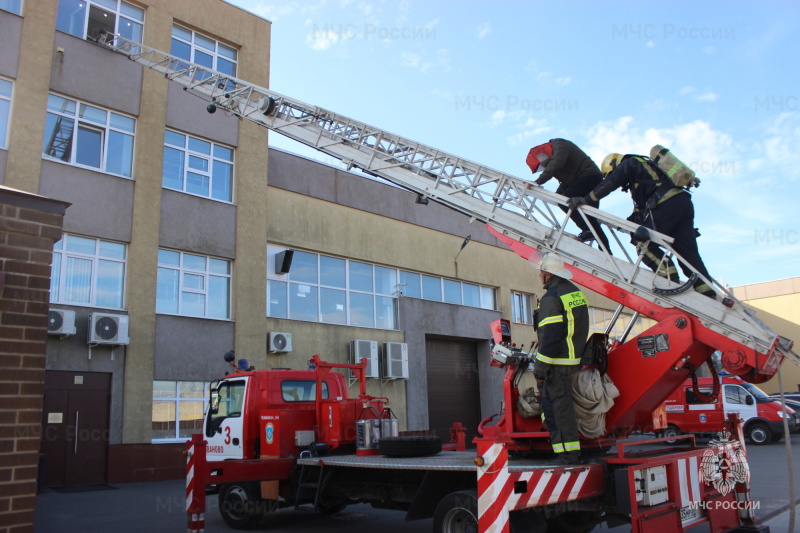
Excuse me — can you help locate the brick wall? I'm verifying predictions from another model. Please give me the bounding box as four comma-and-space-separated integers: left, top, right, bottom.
0, 187, 68, 533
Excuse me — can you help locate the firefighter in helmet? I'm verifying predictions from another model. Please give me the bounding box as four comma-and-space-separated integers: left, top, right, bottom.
533, 253, 588, 465
568, 153, 715, 298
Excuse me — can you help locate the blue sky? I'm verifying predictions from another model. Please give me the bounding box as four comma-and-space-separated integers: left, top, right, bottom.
225, 0, 799, 288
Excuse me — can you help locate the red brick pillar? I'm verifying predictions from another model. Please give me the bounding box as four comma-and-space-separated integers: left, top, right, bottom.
0, 187, 68, 533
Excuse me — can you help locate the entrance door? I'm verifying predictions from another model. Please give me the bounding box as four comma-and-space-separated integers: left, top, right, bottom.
425, 338, 481, 445
41, 371, 111, 487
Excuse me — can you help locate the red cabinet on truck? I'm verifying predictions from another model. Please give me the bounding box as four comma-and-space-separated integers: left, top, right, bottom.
660, 375, 799, 444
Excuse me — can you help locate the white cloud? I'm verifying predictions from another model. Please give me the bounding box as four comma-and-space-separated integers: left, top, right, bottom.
554, 76, 572, 86
477, 22, 492, 39
680, 86, 695, 96
704, 46, 716, 55
307, 29, 341, 51
402, 48, 452, 73
696, 92, 718, 102
646, 40, 655, 48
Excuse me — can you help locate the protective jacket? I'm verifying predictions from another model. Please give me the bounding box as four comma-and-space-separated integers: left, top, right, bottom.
536, 138, 603, 190
535, 276, 589, 366
587, 155, 683, 211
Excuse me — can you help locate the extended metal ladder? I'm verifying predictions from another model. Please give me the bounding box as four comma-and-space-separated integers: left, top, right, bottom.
102, 37, 798, 371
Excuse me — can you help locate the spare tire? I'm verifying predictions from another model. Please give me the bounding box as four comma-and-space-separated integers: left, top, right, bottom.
379, 435, 442, 457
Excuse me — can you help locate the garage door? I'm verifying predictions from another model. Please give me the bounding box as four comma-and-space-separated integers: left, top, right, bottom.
425, 338, 481, 445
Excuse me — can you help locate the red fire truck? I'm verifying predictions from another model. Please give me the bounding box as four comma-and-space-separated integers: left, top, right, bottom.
100, 37, 799, 533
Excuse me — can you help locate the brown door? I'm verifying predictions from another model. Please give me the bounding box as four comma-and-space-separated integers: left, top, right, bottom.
41, 371, 111, 486
425, 338, 481, 445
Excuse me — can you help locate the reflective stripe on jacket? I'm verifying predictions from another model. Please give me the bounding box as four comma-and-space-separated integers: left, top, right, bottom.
535, 277, 589, 365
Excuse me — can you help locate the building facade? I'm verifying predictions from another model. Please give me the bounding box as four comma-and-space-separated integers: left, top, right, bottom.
1, 0, 641, 487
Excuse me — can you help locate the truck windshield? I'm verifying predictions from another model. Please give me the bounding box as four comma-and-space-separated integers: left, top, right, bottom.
206, 380, 245, 437
740, 382, 772, 402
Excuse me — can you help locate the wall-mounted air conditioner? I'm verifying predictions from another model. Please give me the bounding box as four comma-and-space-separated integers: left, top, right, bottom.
47, 309, 76, 336
381, 342, 409, 379
268, 332, 293, 353
350, 339, 379, 378
87, 313, 130, 345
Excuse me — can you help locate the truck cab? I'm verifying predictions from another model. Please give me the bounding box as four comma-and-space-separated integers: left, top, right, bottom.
660, 374, 799, 444
205, 368, 354, 460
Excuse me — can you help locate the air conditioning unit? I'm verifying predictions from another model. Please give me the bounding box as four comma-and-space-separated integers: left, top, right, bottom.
87, 313, 129, 345
381, 342, 409, 379
47, 309, 76, 336
268, 332, 293, 353
350, 339, 379, 378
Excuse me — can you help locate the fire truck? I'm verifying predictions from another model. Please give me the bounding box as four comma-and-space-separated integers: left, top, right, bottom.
100, 36, 799, 533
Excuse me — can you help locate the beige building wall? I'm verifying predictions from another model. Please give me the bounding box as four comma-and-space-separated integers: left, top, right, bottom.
732, 277, 800, 394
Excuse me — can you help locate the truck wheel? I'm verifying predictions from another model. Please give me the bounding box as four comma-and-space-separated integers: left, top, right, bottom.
433, 490, 478, 533
661, 424, 681, 445
218, 482, 264, 529
379, 435, 442, 457
747, 422, 772, 445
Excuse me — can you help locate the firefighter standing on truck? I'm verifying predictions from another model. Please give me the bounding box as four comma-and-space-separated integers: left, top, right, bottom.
533, 253, 589, 465
568, 153, 715, 298
526, 138, 610, 251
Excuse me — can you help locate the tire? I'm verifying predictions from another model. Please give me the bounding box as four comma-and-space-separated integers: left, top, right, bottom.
771, 433, 783, 443
379, 435, 442, 458
747, 422, 772, 445
661, 424, 681, 445
218, 482, 266, 529
433, 490, 478, 533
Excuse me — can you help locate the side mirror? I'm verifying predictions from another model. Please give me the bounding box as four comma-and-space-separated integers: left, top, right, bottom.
745, 395, 754, 406
210, 389, 220, 414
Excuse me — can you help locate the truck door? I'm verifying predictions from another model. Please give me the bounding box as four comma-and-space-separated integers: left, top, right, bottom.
722, 384, 758, 426
205, 377, 248, 459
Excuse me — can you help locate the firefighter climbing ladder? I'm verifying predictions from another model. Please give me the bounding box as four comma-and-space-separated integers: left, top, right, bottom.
103, 36, 797, 370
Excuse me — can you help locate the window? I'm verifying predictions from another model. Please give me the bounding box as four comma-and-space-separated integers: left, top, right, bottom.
512, 291, 533, 325
0, 0, 21, 15
281, 380, 329, 402
0, 78, 10, 149
42, 94, 135, 177
157, 249, 231, 319
50, 234, 127, 309
163, 129, 234, 202
56, 0, 144, 43
171, 23, 237, 77
724, 385, 751, 405
686, 387, 717, 404
267, 248, 497, 328
152, 380, 208, 441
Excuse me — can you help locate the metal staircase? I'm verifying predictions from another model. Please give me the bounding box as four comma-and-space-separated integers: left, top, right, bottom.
101, 37, 798, 374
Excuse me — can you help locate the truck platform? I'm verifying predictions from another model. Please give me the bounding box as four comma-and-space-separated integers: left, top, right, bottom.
297, 451, 566, 472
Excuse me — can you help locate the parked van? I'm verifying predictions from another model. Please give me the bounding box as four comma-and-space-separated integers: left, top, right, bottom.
660, 375, 799, 445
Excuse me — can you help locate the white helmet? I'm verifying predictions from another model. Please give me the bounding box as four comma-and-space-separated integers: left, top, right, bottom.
539, 253, 573, 280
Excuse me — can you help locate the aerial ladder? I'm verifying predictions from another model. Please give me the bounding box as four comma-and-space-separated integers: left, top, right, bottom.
101, 36, 798, 436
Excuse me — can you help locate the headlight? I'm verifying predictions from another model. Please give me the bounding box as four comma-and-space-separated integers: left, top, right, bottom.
777, 411, 786, 418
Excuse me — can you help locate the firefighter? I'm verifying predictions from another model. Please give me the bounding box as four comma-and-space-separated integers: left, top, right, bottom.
526, 138, 610, 251
533, 253, 588, 465
568, 153, 715, 298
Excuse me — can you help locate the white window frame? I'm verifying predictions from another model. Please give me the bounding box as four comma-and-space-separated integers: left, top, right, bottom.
42, 93, 136, 178
162, 129, 234, 202
55, 0, 144, 43
512, 291, 534, 325
171, 23, 237, 77
0, 77, 11, 150
50, 234, 127, 310
156, 249, 232, 320
151, 380, 209, 443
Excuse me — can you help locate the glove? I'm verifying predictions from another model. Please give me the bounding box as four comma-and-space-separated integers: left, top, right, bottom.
567, 196, 587, 210
533, 359, 549, 381
527, 181, 541, 189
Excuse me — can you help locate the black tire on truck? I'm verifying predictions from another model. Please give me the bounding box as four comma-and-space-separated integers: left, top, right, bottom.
433, 490, 478, 533
661, 424, 681, 445
746, 422, 772, 445
379, 435, 442, 457
218, 482, 269, 529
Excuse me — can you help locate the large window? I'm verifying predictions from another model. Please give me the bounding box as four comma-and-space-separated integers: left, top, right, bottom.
0, 78, 11, 149
50, 234, 127, 309
152, 380, 208, 442
267, 248, 496, 329
0, 0, 22, 15
512, 291, 534, 325
171, 24, 237, 77
156, 249, 231, 319
42, 94, 135, 177
56, 0, 144, 43
163, 130, 234, 202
